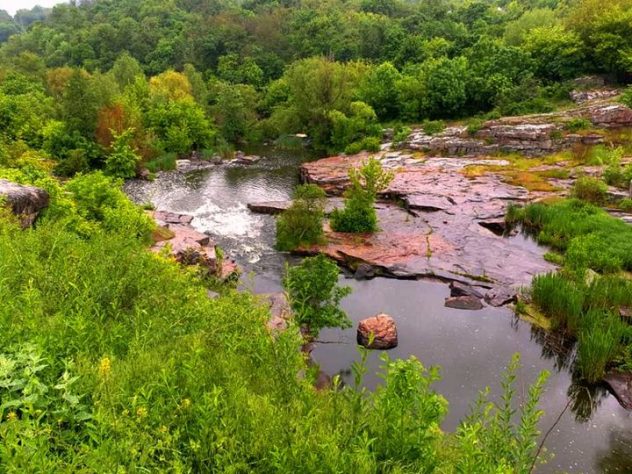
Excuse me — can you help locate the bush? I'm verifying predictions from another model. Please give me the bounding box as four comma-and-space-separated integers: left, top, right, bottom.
571, 176, 607, 204
145, 152, 177, 173
422, 120, 445, 136
276, 184, 326, 251
564, 118, 591, 132
105, 129, 141, 179
466, 118, 485, 136
330, 157, 394, 233
620, 198, 632, 211
283, 254, 351, 336
621, 86, 632, 108
344, 136, 381, 155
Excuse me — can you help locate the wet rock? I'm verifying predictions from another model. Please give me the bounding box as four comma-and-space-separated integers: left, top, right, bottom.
449, 281, 485, 299
0, 179, 49, 228
405, 194, 454, 212
154, 211, 194, 226
604, 371, 632, 410
234, 152, 261, 165
247, 201, 291, 215
484, 287, 518, 307
354, 263, 376, 280
444, 295, 484, 311
357, 314, 398, 349
478, 218, 507, 236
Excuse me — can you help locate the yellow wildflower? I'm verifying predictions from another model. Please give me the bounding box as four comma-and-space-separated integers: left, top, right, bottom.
98, 356, 111, 379
6, 411, 17, 421
136, 407, 148, 418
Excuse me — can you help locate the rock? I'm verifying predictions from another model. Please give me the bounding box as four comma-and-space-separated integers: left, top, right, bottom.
478, 218, 507, 236
570, 89, 619, 104
354, 263, 376, 280
357, 314, 398, 349
484, 287, 518, 307
314, 370, 332, 391
234, 153, 261, 165
139, 168, 151, 180
586, 104, 632, 128
620, 306, 632, 320
572, 75, 606, 89
0, 179, 49, 228
405, 194, 454, 212
264, 292, 292, 332
247, 201, 291, 215
604, 371, 632, 410
154, 211, 194, 225
444, 295, 484, 311
449, 281, 485, 299
207, 290, 219, 299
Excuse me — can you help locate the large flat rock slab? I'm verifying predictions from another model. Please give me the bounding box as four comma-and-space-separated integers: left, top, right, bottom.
0, 179, 49, 227
299, 154, 555, 290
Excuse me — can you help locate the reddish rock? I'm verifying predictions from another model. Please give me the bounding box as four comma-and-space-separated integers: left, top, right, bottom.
444, 295, 484, 311
604, 371, 632, 410
586, 104, 632, 128
357, 314, 398, 349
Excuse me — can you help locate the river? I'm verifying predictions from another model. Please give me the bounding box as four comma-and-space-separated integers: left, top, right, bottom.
124, 147, 632, 473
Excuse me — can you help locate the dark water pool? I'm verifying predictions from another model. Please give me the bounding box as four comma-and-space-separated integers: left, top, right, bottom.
125, 148, 632, 473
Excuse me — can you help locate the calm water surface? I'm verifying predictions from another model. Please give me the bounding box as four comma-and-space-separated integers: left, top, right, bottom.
125, 148, 632, 473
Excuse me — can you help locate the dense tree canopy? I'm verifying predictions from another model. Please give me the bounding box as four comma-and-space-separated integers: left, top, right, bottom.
0, 0, 630, 167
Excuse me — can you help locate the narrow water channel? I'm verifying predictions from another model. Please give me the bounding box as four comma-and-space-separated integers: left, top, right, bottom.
125, 147, 632, 473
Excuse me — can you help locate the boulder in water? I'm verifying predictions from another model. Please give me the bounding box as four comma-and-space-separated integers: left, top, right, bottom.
444, 295, 484, 311
357, 314, 398, 349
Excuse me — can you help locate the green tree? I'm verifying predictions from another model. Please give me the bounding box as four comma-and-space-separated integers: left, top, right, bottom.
105, 128, 141, 179
283, 254, 352, 337
358, 62, 402, 120
276, 184, 326, 251
330, 157, 394, 233
109, 52, 145, 90
524, 26, 585, 81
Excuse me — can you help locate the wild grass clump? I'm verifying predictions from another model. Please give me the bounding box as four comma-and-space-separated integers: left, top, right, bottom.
513, 199, 632, 272
513, 198, 632, 381
275, 184, 326, 251
422, 120, 446, 136
144, 152, 177, 173
571, 176, 607, 204
564, 118, 591, 132
576, 310, 627, 384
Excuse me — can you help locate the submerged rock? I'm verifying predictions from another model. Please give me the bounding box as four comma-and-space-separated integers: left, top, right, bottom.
357, 314, 398, 349
354, 263, 376, 280
0, 179, 49, 228
604, 371, 632, 410
449, 281, 485, 299
444, 295, 484, 311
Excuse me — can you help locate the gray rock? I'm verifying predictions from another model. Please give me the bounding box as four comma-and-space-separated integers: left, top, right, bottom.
0, 179, 49, 227
449, 281, 485, 299
484, 287, 518, 307
354, 263, 376, 280
444, 295, 484, 311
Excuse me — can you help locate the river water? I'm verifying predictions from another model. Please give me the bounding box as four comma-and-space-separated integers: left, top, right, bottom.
125, 148, 632, 473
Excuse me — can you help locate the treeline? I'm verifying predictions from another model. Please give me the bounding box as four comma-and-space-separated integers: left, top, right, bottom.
0, 0, 631, 173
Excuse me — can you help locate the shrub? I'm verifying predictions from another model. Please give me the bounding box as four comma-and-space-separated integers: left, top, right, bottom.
392, 124, 412, 146
283, 254, 351, 336
564, 118, 591, 132
344, 136, 381, 155
621, 86, 632, 108
422, 120, 445, 136
330, 157, 394, 233
105, 129, 141, 179
466, 118, 485, 136
144, 152, 177, 173
276, 184, 326, 251
620, 198, 632, 211
571, 176, 607, 204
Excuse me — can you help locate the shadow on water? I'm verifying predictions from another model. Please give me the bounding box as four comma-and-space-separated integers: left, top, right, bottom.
125, 146, 632, 474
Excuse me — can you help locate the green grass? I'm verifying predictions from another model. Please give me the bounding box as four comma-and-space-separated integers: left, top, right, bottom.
513, 198, 632, 382
144, 152, 177, 173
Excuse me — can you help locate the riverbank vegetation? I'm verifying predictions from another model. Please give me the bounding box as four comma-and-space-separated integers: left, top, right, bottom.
508, 199, 632, 382
275, 184, 326, 251
0, 164, 552, 471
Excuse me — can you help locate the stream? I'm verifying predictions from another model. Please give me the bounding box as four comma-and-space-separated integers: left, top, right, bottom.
125, 147, 632, 473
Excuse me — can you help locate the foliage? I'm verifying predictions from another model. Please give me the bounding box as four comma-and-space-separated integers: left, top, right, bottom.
571, 176, 608, 204
422, 120, 446, 136
330, 157, 394, 233
564, 118, 591, 132
283, 254, 352, 336
104, 129, 140, 179
276, 184, 327, 251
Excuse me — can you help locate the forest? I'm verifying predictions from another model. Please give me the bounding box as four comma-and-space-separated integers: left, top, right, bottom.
1, 0, 632, 471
